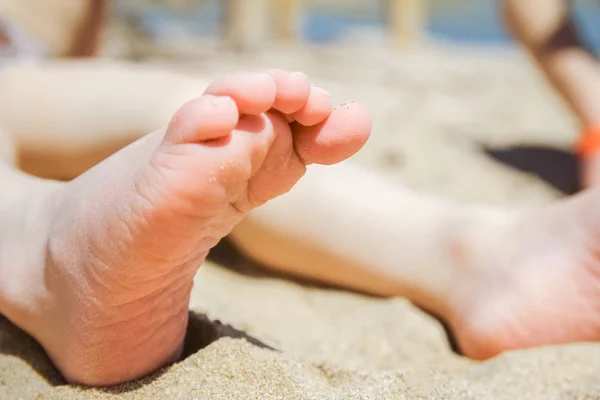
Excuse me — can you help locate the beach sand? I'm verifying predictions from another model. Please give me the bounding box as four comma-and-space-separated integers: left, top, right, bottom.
2, 40, 599, 399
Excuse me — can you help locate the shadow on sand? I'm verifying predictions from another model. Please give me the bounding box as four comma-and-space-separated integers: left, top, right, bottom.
482, 144, 582, 195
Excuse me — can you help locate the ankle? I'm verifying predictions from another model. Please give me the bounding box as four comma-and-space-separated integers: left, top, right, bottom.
451, 205, 516, 266
443, 204, 518, 316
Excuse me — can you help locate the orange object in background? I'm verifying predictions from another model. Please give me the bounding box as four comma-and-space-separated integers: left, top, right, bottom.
577, 127, 600, 158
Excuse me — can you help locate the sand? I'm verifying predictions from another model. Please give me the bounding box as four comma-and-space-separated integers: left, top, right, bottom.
2, 38, 600, 399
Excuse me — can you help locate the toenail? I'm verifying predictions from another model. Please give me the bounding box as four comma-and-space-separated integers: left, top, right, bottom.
290, 71, 307, 80
254, 72, 274, 82
311, 85, 329, 94
209, 96, 234, 106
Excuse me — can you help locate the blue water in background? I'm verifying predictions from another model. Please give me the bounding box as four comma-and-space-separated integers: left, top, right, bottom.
124, 0, 600, 51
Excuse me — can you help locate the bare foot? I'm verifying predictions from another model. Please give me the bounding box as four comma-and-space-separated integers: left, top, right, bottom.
447, 189, 600, 359
0, 70, 371, 386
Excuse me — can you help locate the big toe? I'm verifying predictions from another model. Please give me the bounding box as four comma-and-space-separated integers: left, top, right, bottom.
293, 101, 372, 165
154, 93, 282, 217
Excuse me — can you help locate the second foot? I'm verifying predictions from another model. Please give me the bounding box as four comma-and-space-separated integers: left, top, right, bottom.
446, 189, 600, 359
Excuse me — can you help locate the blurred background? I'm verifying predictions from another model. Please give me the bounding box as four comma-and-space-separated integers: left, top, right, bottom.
106, 0, 600, 57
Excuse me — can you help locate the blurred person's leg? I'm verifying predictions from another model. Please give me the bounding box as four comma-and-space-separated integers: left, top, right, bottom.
502, 0, 600, 187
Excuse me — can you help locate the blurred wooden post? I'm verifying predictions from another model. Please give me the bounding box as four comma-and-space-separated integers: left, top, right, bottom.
271, 0, 303, 44
387, 0, 426, 47
222, 0, 270, 51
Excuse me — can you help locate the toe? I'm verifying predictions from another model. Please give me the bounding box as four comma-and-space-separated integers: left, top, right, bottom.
239, 113, 306, 210
163, 95, 239, 144
204, 72, 277, 115
292, 86, 333, 126
292, 101, 371, 165
154, 113, 277, 218
267, 69, 312, 114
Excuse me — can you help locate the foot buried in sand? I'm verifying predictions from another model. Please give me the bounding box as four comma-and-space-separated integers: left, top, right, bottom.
0, 70, 371, 386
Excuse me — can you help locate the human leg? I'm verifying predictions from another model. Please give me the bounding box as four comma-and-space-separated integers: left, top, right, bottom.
231, 157, 600, 360
501, 0, 600, 186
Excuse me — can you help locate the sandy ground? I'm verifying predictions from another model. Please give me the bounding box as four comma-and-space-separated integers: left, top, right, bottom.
1, 38, 598, 399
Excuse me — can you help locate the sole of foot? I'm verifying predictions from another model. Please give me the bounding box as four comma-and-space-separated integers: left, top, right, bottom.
0, 70, 371, 386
